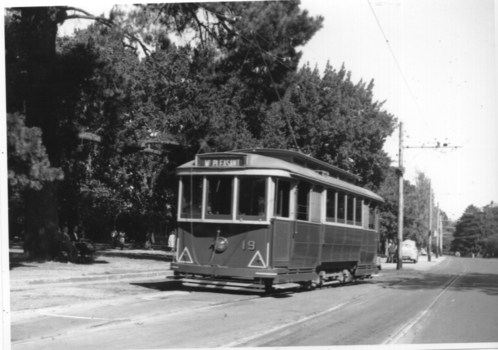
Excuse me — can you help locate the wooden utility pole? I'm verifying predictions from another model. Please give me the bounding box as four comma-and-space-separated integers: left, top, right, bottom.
428, 182, 432, 262
439, 211, 443, 255
435, 204, 439, 258
397, 122, 404, 270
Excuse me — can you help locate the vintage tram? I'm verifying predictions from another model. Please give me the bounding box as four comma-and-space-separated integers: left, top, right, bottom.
170, 149, 383, 292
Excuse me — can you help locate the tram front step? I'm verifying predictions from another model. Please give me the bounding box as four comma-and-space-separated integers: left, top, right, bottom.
272, 283, 301, 290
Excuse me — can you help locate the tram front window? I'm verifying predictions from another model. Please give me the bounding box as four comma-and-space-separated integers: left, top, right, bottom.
238, 177, 266, 220
180, 176, 203, 219
206, 176, 233, 219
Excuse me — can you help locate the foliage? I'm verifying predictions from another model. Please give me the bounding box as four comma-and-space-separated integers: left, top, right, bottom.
6, 113, 63, 239
43, 2, 323, 242
5, 3, 414, 256
7, 113, 64, 191
376, 169, 452, 251
260, 63, 396, 189
451, 202, 498, 256
376, 167, 400, 247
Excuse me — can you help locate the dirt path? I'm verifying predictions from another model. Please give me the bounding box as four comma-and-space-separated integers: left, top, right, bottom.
9, 245, 174, 312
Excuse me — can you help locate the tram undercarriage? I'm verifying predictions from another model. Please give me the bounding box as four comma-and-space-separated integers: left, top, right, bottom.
171, 263, 379, 293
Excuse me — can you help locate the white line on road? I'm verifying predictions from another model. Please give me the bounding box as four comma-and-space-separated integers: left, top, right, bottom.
141, 291, 190, 300
384, 261, 467, 345
218, 300, 351, 348
40, 314, 113, 320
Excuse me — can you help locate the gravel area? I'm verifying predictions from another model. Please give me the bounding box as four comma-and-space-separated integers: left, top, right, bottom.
9, 245, 175, 312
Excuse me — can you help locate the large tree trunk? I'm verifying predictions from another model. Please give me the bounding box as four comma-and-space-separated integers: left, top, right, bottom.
23, 182, 60, 259
21, 7, 65, 259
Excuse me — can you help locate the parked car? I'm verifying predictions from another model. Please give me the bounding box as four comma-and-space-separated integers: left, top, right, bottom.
420, 248, 427, 256
401, 240, 419, 263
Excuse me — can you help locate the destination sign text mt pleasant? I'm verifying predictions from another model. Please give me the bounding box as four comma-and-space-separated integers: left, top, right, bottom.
203, 159, 242, 167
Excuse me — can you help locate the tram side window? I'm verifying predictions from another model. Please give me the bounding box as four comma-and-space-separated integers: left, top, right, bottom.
326, 189, 336, 222
355, 198, 363, 226
297, 181, 312, 221
368, 204, 376, 229
180, 176, 203, 219
346, 194, 354, 225
363, 201, 370, 229
238, 177, 266, 220
274, 179, 291, 218
206, 176, 233, 219
337, 192, 346, 224
310, 186, 323, 223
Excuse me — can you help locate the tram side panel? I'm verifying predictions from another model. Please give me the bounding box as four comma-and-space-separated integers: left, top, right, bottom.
270, 219, 322, 269
355, 228, 379, 276
318, 225, 361, 272
289, 221, 322, 268
270, 219, 379, 272
271, 219, 293, 267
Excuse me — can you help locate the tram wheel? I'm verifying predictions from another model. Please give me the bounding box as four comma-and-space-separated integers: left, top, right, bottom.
302, 280, 314, 291
264, 280, 273, 294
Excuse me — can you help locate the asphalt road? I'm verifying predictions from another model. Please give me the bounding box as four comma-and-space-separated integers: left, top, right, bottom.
11, 256, 498, 349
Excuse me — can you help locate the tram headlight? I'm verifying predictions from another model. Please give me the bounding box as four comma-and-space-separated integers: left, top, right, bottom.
213, 237, 229, 252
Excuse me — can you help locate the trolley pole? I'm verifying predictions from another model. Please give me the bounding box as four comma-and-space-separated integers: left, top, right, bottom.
428, 183, 432, 262
397, 122, 404, 270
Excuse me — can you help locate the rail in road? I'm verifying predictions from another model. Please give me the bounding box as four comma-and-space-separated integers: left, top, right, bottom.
384, 261, 466, 345
12, 256, 498, 349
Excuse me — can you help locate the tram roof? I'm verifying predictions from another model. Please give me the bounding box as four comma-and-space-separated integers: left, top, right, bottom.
177, 149, 383, 203
235, 149, 360, 181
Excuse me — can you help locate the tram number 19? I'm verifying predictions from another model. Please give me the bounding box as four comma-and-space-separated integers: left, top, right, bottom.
242, 240, 256, 251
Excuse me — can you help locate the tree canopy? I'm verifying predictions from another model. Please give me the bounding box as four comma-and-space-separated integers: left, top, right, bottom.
451, 203, 498, 256
6, 3, 414, 260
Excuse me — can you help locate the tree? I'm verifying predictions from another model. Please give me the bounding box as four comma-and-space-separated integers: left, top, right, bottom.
259, 63, 396, 189
401, 172, 435, 248
451, 202, 498, 256
6, 113, 64, 244
376, 167, 401, 250
5, 3, 323, 258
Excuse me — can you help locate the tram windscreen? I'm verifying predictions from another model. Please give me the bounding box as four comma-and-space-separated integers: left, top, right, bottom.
181, 176, 203, 218
238, 177, 266, 220
206, 176, 233, 219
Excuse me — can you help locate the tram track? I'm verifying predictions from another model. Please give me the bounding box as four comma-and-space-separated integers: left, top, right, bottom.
383, 258, 467, 345
218, 277, 411, 348
217, 258, 461, 347
12, 289, 263, 347
14, 259, 458, 348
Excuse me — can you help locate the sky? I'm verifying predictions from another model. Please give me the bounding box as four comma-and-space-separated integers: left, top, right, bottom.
3, 0, 498, 220
297, 0, 498, 220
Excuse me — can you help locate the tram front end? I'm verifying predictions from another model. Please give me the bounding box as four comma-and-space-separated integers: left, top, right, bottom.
170, 153, 288, 292
171, 221, 283, 292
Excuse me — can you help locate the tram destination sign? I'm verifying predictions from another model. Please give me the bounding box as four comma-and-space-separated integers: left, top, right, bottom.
197, 156, 246, 167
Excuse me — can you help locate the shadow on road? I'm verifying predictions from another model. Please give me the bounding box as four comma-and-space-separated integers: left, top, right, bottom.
374, 272, 498, 296
130, 280, 301, 298
97, 251, 174, 262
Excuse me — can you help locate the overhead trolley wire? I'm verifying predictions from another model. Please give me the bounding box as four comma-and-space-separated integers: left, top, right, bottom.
366, 0, 435, 139
252, 32, 301, 152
